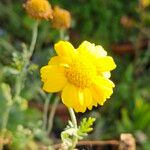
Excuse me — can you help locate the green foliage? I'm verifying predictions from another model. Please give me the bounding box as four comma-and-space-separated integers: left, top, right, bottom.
61, 121, 78, 148
78, 117, 95, 139
1, 83, 12, 105
61, 117, 95, 149
11, 125, 37, 150
53, 0, 139, 46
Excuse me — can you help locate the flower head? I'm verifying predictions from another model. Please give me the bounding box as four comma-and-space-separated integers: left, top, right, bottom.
40, 41, 116, 112
52, 6, 71, 29
24, 0, 53, 20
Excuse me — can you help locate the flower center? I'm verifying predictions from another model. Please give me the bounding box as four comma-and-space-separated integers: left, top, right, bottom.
65, 58, 96, 88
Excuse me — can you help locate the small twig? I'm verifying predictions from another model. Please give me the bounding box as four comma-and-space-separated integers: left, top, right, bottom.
47, 97, 60, 135
42, 94, 52, 131
53, 140, 119, 149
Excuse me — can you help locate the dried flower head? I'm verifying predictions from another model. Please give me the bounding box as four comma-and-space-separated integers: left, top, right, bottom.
24, 0, 53, 20
52, 6, 71, 29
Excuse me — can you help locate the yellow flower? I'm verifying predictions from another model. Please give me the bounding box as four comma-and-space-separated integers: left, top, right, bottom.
52, 6, 71, 29
40, 41, 116, 112
24, 0, 53, 20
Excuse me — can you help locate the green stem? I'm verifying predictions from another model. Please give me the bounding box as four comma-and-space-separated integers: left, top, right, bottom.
47, 97, 59, 135
60, 29, 65, 40
14, 74, 22, 101
68, 108, 77, 128
29, 20, 39, 58
68, 108, 78, 150
24, 20, 39, 74
42, 94, 51, 131
14, 20, 39, 101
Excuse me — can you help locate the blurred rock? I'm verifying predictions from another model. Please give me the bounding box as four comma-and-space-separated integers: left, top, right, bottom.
119, 133, 136, 150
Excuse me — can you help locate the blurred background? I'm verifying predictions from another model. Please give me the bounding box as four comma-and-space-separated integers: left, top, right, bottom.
0, 0, 150, 149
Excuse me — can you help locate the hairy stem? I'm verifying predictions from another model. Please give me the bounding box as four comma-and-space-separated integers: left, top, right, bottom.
68, 108, 78, 150
29, 20, 39, 58
14, 20, 39, 101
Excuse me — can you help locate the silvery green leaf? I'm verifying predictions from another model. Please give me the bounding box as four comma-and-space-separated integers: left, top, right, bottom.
3, 67, 20, 75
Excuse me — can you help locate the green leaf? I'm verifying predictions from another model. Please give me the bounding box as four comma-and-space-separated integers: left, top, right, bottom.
78, 117, 96, 139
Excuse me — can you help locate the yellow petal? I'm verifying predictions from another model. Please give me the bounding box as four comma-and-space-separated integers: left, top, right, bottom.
88, 101, 97, 110
96, 76, 115, 88
61, 83, 79, 108
78, 90, 84, 106
91, 77, 114, 105
40, 65, 67, 92
102, 71, 111, 78
78, 41, 107, 58
61, 83, 86, 112
54, 41, 76, 57
78, 41, 95, 52
83, 88, 93, 107
96, 56, 116, 72
90, 84, 105, 105
48, 56, 71, 67
95, 45, 107, 57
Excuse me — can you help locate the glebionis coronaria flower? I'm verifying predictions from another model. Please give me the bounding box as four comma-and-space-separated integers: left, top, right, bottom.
40, 41, 116, 112
24, 0, 53, 20
52, 6, 71, 29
